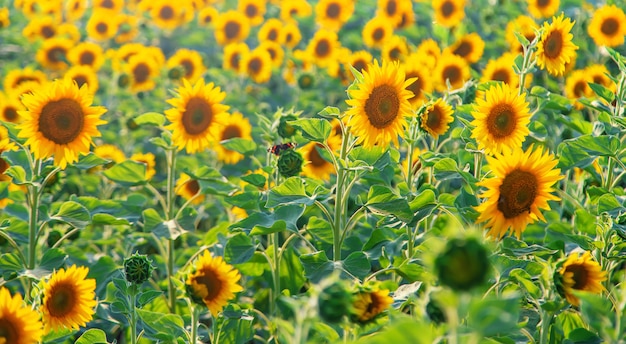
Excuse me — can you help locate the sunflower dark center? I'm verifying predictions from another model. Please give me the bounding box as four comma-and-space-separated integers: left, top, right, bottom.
453, 41, 472, 57
80, 51, 95, 65
543, 30, 563, 59
389, 48, 401, 60
222, 125, 241, 140
225, 21, 241, 40
315, 39, 331, 58
441, 1, 455, 17
193, 268, 222, 300
230, 52, 241, 70
372, 28, 384, 41
0, 318, 18, 344
42, 25, 56, 38
96, 22, 108, 34
267, 47, 276, 59
386, 0, 397, 16
180, 59, 194, 78
537, 0, 550, 7
101, 0, 114, 8
497, 169, 537, 219
14, 76, 37, 87
406, 72, 422, 100
47, 283, 76, 316
186, 180, 200, 195
47, 46, 67, 64
285, 32, 293, 43
73, 75, 88, 88
182, 97, 213, 135
39, 98, 85, 145
133, 63, 150, 83
442, 65, 461, 84
268, 28, 278, 41
573, 81, 586, 97
245, 4, 257, 17
309, 144, 327, 167
354, 60, 367, 72
202, 13, 213, 23
568, 264, 590, 290
248, 57, 262, 73
600, 18, 619, 36
592, 76, 604, 85
487, 103, 517, 138
159, 5, 174, 20
4, 106, 18, 122
364, 84, 400, 129
326, 3, 340, 18
492, 69, 510, 83
426, 105, 444, 131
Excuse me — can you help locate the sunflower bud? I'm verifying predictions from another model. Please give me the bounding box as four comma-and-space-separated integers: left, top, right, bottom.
277, 114, 298, 138
124, 253, 155, 285
298, 73, 315, 89
118, 74, 130, 88
426, 298, 446, 324
434, 237, 490, 291
318, 281, 353, 323
168, 66, 184, 80
277, 149, 303, 178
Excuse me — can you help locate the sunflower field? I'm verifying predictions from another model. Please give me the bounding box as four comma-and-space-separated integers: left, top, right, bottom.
1, 0, 626, 343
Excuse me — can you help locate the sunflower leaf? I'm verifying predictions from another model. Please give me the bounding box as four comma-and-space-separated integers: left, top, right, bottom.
134, 112, 166, 127
287, 118, 331, 142
137, 309, 185, 342
224, 232, 255, 264
342, 251, 370, 280
75, 329, 108, 344
103, 160, 147, 186
49, 201, 91, 229
221, 138, 257, 155
74, 153, 108, 170
300, 250, 334, 283
587, 82, 615, 103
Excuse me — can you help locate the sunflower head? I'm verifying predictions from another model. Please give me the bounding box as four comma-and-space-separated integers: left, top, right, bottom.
535, 14, 578, 77
420, 98, 454, 139
350, 286, 393, 323
277, 149, 304, 178
124, 253, 155, 285
175, 172, 204, 205
432, 0, 466, 28
435, 237, 491, 291
555, 251, 607, 307
587, 5, 626, 48
0, 287, 44, 343
527, 0, 560, 19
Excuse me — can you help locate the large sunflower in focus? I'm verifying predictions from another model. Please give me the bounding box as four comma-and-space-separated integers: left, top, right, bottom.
536, 14, 578, 77
17, 78, 107, 169
186, 250, 243, 317
470, 83, 530, 155
214, 111, 252, 165
165, 79, 229, 153
421, 98, 454, 139
587, 5, 626, 48
475, 145, 562, 239
42, 265, 97, 333
0, 287, 43, 343
346, 60, 415, 148
432, 0, 465, 28
527, 0, 559, 19
557, 251, 606, 307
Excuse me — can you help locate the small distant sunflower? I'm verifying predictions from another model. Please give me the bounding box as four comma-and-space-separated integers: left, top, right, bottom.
527, 0, 559, 19
94, 144, 125, 164
480, 53, 519, 88
17, 78, 107, 169
382, 35, 409, 62
22, 15, 58, 41
536, 14, 578, 77
64, 65, 99, 94
223, 42, 250, 73
130, 152, 156, 180
0, 124, 16, 151
351, 288, 393, 323
165, 79, 229, 153
167, 49, 206, 83
64, 0, 86, 21
396, 2, 415, 29
557, 251, 607, 307
415, 39, 441, 69
68, 42, 105, 71
279, 0, 312, 22
197, 6, 218, 26
470, 83, 531, 154
307, 29, 341, 68
362, 16, 394, 49
505, 15, 538, 54
126, 52, 160, 93
115, 13, 139, 44
587, 5, 626, 48
346, 59, 415, 148
421, 98, 454, 139
376, 0, 411, 28
258, 18, 282, 43
564, 70, 591, 108
176, 173, 204, 204
259, 40, 285, 67
0, 287, 43, 343
110, 42, 145, 72
475, 145, 562, 239
214, 10, 251, 46
36, 37, 73, 70
186, 251, 244, 317
238, 0, 266, 26
315, 0, 354, 32
94, 0, 124, 12
151, 0, 184, 30
86, 9, 118, 41
280, 22, 302, 49
300, 141, 337, 181
448, 32, 485, 64
434, 51, 470, 91
403, 61, 432, 107
214, 111, 252, 164
585, 64, 615, 92
42, 265, 97, 333
0, 94, 24, 124
346, 50, 373, 79
432, 0, 466, 28
0, 7, 9, 28
242, 48, 273, 83
10, 81, 40, 101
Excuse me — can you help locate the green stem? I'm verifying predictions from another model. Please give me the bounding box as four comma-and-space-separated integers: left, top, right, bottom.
271, 232, 280, 316
27, 163, 42, 270
474, 152, 482, 180
130, 284, 138, 344
333, 132, 350, 262
190, 305, 199, 344
605, 157, 615, 191
539, 309, 552, 344
166, 148, 178, 314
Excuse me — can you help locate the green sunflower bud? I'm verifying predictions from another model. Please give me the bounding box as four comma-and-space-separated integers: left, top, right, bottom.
278, 115, 298, 139
277, 149, 303, 178
168, 66, 184, 80
435, 237, 490, 291
124, 253, 155, 285
425, 298, 446, 324
318, 281, 353, 323
118, 74, 130, 88
298, 73, 315, 89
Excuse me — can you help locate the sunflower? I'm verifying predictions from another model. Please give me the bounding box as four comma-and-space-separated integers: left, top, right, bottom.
505, 15, 538, 54
434, 51, 470, 91
432, 0, 466, 28
376, 0, 411, 28
186, 251, 243, 316
0, 7, 9, 28
176, 173, 204, 204
17, 78, 107, 169
10, 81, 40, 102
300, 142, 336, 181
151, 0, 188, 30
68, 42, 104, 71
65, 65, 99, 94
86, 9, 118, 41
382, 35, 409, 62
315, 0, 354, 31
167, 49, 206, 83
351, 288, 393, 323
94, 144, 125, 164
362, 16, 394, 49
346, 60, 415, 148
448, 32, 485, 64
480, 53, 519, 88
259, 40, 285, 67
279, 0, 312, 22
421, 98, 454, 139
587, 5, 626, 48
115, 14, 139, 44
475, 145, 562, 239
165, 79, 229, 153
402, 55, 432, 107
130, 152, 156, 180
126, 52, 160, 93
0, 124, 16, 151
415, 39, 441, 69
214, 111, 252, 164
307, 29, 341, 68
402, 146, 423, 181
36, 37, 72, 70
258, 18, 283, 43
110, 43, 145, 72
22, 15, 58, 41
280, 22, 302, 49
223, 42, 250, 73
396, 1, 415, 29
557, 251, 607, 307
94, 0, 123, 12
42, 265, 97, 333
0, 94, 24, 124
564, 70, 591, 109
536, 14, 578, 77
238, 0, 266, 26
470, 83, 530, 155
585, 64, 615, 92
0, 288, 43, 343
527, 0, 559, 19
64, 0, 86, 21
242, 48, 273, 83
214, 10, 251, 46
197, 6, 218, 26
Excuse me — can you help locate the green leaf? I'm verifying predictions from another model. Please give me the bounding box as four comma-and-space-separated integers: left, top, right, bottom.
366, 185, 413, 222
221, 138, 257, 155
152, 219, 186, 240
134, 112, 166, 126
232, 204, 305, 235
5, 166, 27, 184
241, 173, 266, 188
92, 213, 131, 226
508, 268, 540, 298
468, 295, 520, 336
266, 177, 315, 208
49, 201, 90, 228
0, 253, 24, 280
300, 251, 334, 283
137, 309, 185, 342
224, 191, 261, 210
587, 82, 615, 103
103, 160, 147, 186
433, 158, 461, 181
39, 248, 67, 271
318, 106, 341, 118
564, 135, 620, 157
557, 142, 594, 169
565, 328, 602, 344
75, 329, 108, 344
224, 232, 256, 264
138, 290, 163, 307
142, 208, 163, 232
74, 153, 108, 170
307, 216, 333, 244
342, 251, 370, 279
287, 118, 331, 142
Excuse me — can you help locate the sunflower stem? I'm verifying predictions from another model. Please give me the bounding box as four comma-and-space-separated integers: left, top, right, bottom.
166, 148, 178, 314
271, 231, 281, 316
333, 130, 351, 262
473, 152, 483, 180
129, 284, 138, 344
539, 309, 553, 344
190, 304, 199, 344
605, 157, 615, 191
27, 161, 42, 270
